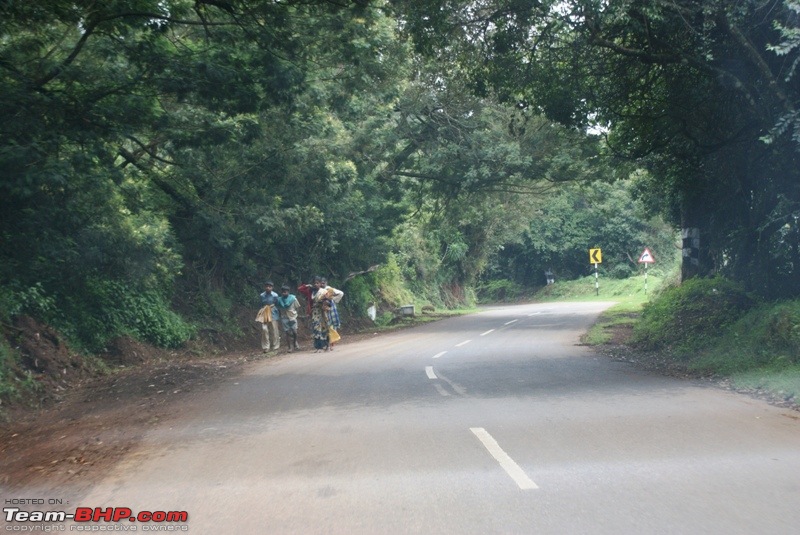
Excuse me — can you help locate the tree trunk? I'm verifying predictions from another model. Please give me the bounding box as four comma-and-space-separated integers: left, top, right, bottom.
680, 191, 713, 282
680, 227, 701, 281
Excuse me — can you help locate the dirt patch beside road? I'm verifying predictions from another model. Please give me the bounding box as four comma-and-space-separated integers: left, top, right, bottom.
0, 346, 267, 496
1, 312, 293, 495
0, 313, 432, 495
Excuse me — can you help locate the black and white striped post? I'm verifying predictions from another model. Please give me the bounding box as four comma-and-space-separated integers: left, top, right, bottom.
638, 248, 655, 294
589, 248, 602, 296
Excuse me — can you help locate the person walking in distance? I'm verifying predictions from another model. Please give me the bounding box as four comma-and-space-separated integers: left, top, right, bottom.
276, 285, 301, 352
320, 277, 344, 351
316, 277, 344, 351
257, 281, 280, 352
297, 277, 318, 319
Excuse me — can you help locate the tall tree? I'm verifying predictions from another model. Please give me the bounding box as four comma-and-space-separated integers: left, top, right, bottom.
487, 177, 678, 286
373, 59, 618, 296
0, 0, 407, 344
392, 0, 800, 297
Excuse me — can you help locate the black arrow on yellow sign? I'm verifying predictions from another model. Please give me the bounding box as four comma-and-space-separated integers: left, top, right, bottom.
589, 248, 602, 264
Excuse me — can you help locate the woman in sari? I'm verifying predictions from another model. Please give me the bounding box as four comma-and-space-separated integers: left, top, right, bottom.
320, 277, 343, 350
311, 278, 344, 352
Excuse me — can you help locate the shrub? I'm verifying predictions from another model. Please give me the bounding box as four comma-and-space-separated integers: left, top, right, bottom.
0, 339, 19, 401
631, 276, 756, 352
764, 301, 800, 355
342, 276, 375, 318
58, 279, 194, 353
375, 311, 395, 327
476, 279, 524, 303
374, 253, 414, 307
685, 299, 800, 376
609, 263, 635, 280
0, 282, 56, 323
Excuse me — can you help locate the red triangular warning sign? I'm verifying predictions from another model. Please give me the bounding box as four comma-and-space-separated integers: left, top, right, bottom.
638, 248, 655, 264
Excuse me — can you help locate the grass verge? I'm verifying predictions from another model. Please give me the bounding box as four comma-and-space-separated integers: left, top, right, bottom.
581, 302, 642, 345
563, 274, 800, 409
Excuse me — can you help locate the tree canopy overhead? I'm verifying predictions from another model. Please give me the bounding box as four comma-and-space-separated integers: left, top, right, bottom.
3, 0, 797, 355
394, 0, 800, 297
0, 0, 415, 348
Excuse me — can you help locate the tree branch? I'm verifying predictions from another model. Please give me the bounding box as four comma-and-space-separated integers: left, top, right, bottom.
33, 11, 235, 88
721, 15, 795, 116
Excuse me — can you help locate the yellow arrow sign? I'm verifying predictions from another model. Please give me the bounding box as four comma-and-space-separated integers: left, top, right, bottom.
589, 248, 602, 264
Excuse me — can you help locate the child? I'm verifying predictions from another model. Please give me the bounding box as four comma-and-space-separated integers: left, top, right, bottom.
276, 285, 301, 352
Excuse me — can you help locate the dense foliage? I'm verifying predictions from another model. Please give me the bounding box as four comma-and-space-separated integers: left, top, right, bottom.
693, 300, 800, 373
484, 177, 677, 287
632, 277, 756, 353
1, 0, 411, 349
395, 0, 800, 298
5, 0, 787, 362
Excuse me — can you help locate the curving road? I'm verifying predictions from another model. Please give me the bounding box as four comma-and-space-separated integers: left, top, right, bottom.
50, 302, 800, 533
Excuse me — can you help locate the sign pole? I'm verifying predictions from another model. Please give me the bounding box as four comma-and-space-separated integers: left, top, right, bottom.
594, 262, 599, 296
638, 247, 655, 295
589, 248, 602, 296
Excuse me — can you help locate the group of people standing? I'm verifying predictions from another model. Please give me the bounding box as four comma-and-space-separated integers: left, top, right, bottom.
257, 276, 344, 353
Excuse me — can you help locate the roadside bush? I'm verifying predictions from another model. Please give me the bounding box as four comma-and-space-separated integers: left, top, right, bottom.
0, 335, 43, 410
58, 279, 194, 353
342, 254, 422, 320
375, 311, 395, 327
373, 253, 415, 307
476, 279, 524, 303
631, 276, 756, 352
0, 338, 20, 401
343, 276, 375, 318
685, 299, 800, 377
0, 282, 56, 323
764, 301, 800, 355
608, 263, 635, 279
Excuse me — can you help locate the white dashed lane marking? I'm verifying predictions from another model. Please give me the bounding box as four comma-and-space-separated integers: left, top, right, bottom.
470, 428, 538, 490
433, 384, 450, 396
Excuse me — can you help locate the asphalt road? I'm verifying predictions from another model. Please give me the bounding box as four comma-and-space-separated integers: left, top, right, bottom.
41, 302, 800, 533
